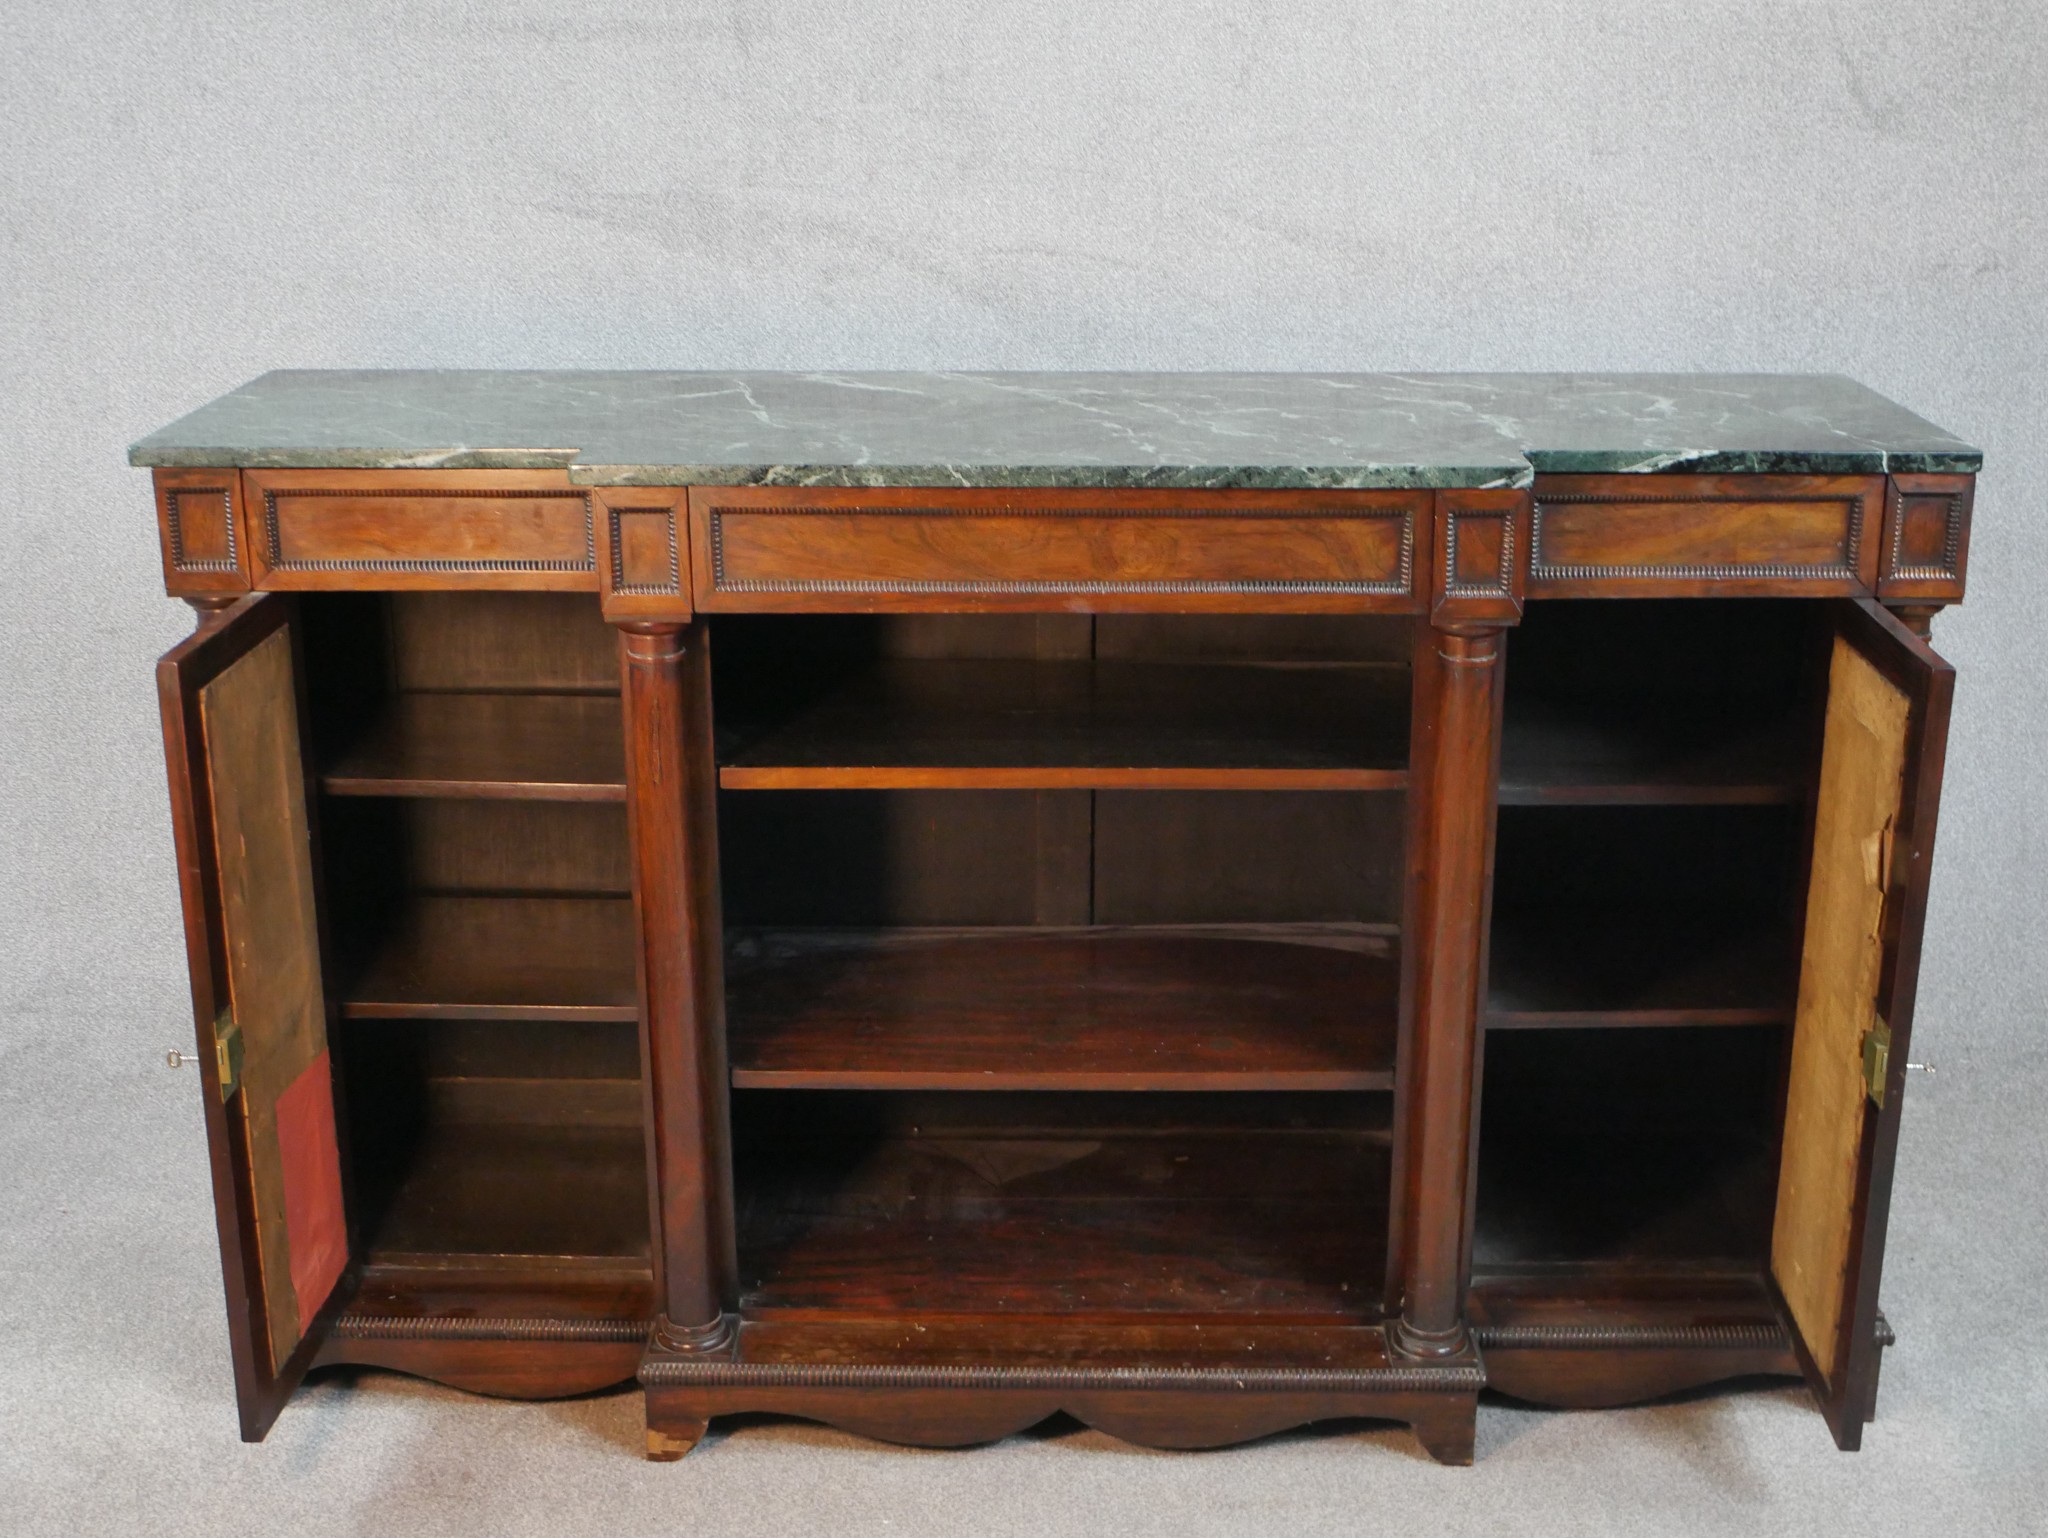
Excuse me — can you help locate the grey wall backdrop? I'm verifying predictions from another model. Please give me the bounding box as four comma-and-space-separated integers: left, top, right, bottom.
2, 3, 2042, 1534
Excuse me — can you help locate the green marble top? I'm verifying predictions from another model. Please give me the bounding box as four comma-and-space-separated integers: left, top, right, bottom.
129, 372, 1979, 489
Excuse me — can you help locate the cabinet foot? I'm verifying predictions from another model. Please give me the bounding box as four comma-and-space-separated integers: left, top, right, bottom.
646, 1418, 708, 1461
1409, 1400, 1477, 1466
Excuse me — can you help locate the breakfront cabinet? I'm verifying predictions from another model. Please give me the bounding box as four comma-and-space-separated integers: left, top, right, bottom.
135, 372, 1976, 1463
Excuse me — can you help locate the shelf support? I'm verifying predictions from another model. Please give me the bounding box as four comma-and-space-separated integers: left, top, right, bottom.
617, 621, 737, 1364
1390, 489, 1525, 1360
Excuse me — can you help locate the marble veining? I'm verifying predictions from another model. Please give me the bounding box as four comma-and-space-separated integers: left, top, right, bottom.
128, 371, 1980, 488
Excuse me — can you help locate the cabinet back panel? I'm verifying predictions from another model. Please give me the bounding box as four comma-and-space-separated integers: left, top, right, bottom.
1094, 614, 1410, 664
721, 789, 1405, 928
388, 592, 617, 692
1474, 1026, 1781, 1271
301, 591, 618, 701
1094, 791, 1404, 926
339, 1019, 648, 1263
733, 1089, 1393, 1142
1492, 804, 1802, 916
321, 799, 631, 897
1504, 599, 1814, 706
344, 1018, 643, 1082
720, 790, 1046, 927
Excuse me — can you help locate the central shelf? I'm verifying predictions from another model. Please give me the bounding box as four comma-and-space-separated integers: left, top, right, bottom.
321, 690, 626, 801
338, 894, 637, 1022
1498, 694, 1804, 806
725, 924, 1400, 1092
718, 659, 1410, 791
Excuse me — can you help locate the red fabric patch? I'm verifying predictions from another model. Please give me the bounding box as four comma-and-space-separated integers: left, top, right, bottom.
275, 1050, 348, 1333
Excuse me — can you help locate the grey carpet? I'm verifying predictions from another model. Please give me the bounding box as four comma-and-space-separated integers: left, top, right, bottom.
3, 970, 2042, 1537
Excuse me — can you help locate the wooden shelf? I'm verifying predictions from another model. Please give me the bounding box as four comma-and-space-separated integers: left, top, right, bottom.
1499, 695, 1805, 806
323, 691, 626, 801
339, 895, 638, 1022
1486, 803, 1800, 1028
360, 1109, 649, 1266
736, 1125, 1389, 1319
1485, 907, 1795, 1028
725, 925, 1399, 1091
719, 660, 1409, 791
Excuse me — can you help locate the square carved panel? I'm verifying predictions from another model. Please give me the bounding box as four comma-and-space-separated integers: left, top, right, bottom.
154, 469, 248, 596
1879, 474, 1973, 602
597, 489, 691, 619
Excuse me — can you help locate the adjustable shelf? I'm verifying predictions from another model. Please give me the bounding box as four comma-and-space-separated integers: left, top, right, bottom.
1498, 694, 1806, 807
322, 691, 627, 801
725, 924, 1399, 1092
1484, 803, 1802, 1030
1485, 909, 1796, 1028
718, 659, 1409, 791
338, 894, 637, 1022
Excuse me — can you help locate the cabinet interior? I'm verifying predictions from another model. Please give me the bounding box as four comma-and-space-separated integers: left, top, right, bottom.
1476, 600, 1825, 1294
299, 601, 1416, 1312
301, 593, 645, 1292
296, 593, 1837, 1323
713, 612, 1411, 1316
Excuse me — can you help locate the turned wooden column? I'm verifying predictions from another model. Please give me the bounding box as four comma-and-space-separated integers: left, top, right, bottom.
617, 620, 736, 1354
1885, 603, 1943, 639
1389, 489, 1524, 1360
1391, 623, 1505, 1356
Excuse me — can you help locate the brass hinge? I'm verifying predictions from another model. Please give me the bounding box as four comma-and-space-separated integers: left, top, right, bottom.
1861, 1017, 1891, 1108
212, 1010, 243, 1102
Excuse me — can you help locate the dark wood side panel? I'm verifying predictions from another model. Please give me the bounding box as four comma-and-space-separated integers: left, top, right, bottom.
244, 470, 598, 590
1529, 476, 1884, 598
688, 486, 1429, 613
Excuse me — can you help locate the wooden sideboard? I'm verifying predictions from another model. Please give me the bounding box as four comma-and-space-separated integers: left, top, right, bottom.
137, 372, 1976, 1463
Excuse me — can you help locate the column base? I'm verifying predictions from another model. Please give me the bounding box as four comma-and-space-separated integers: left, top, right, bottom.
1388, 1315, 1474, 1362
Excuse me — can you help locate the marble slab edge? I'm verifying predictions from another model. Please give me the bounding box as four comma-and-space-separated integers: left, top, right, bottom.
562, 461, 1536, 490
126, 445, 583, 471
1522, 448, 1983, 476
125, 446, 1981, 481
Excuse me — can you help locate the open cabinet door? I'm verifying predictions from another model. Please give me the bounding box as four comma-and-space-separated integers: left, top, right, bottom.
159, 594, 351, 1440
1772, 599, 1954, 1450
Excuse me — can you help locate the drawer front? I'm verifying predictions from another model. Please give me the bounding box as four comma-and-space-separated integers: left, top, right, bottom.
689, 487, 1428, 612
1529, 475, 1884, 597
246, 470, 598, 590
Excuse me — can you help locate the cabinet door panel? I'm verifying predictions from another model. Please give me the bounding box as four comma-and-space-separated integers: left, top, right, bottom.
1771, 599, 1952, 1448
159, 594, 350, 1439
